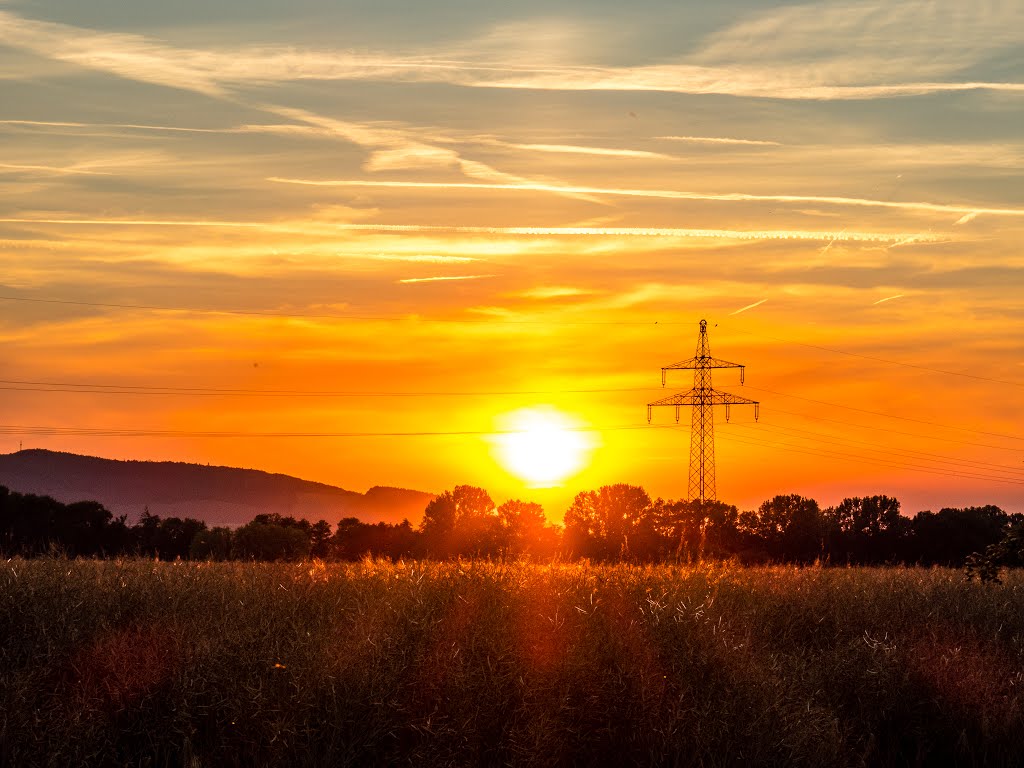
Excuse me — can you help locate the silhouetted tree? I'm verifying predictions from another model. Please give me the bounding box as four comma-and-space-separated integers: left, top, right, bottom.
53, 500, 114, 556
741, 494, 823, 562
189, 527, 233, 560
233, 521, 311, 561
563, 484, 655, 560
331, 517, 419, 560
420, 485, 499, 557
496, 499, 561, 558
310, 519, 333, 559
134, 512, 207, 560
0, 486, 129, 557
823, 495, 908, 563
909, 506, 1009, 566
654, 498, 742, 561
252, 513, 312, 534
966, 520, 1024, 583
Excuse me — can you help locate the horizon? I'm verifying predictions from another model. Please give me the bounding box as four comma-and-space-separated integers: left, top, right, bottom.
2, 0, 1022, 518
0, 446, 1017, 520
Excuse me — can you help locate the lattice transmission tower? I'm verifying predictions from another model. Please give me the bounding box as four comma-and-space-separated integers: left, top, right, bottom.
647, 319, 759, 502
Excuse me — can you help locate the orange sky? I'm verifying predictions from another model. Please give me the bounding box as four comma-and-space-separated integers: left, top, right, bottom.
1, 1, 1023, 519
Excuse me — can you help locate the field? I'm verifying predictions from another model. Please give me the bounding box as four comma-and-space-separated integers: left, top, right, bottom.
2, 560, 1022, 767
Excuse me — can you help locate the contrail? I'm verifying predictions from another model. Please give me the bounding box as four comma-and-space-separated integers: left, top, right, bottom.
0, 217, 943, 243
730, 299, 767, 315
0, 162, 112, 176
397, 274, 496, 284
655, 135, 781, 146
268, 176, 1024, 218
873, 294, 905, 305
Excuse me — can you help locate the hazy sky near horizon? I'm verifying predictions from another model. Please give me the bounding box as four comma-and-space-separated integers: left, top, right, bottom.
1, 0, 1022, 517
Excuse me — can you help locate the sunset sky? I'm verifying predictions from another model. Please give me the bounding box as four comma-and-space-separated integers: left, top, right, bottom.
1, 0, 1022, 519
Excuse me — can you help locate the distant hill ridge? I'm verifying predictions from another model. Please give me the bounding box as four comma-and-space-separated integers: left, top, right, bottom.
0, 449, 433, 527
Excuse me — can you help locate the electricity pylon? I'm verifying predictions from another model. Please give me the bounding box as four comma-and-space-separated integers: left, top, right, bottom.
647, 319, 759, 502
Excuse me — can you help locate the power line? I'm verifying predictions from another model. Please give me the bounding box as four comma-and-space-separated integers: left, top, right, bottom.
4, 293, 1021, 390
722, 323, 1023, 389
732, 420, 1024, 480
0, 378, 663, 398
4, 376, 1020, 457
4, 291, 1022, 390
753, 420, 1024, 475
762, 403, 1022, 455
0, 422, 674, 439
743, 384, 1024, 443
710, 428, 1024, 487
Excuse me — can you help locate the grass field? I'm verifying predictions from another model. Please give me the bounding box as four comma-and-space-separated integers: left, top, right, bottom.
2, 559, 1022, 767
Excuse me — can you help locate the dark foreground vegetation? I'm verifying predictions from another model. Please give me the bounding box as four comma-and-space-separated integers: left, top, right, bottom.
2, 559, 1023, 767
3, 483, 1023, 578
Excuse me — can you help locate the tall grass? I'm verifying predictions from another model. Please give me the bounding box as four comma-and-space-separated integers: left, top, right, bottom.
1, 559, 1022, 767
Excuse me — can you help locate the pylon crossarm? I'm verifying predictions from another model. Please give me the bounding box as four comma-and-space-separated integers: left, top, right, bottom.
708, 390, 758, 406
647, 389, 758, 408
661, 355, 745, 371
661, 357, 746, 386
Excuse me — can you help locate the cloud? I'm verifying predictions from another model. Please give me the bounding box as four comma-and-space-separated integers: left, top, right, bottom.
267, 177, 1024, 219
0, 216, 944, 243
481, 70, 1024, 99
501, 142, 668, 159
514, 286, 598, 300
360, 254, 479, 264
694, 0, 1024, 81
0, 11, 226, 96
2, 6, 1021, 105
257, 106, 591, 198
873, 294, 905, 305
954, 212, 979, 225
656, 136, 781, 146
730, 299, 767, 315
397, 275, 497, 284
0, 162, 112, 176
0, 12, 589, 199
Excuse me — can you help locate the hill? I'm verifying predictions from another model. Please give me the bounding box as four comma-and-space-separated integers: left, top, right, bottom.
0, 449, 433, 527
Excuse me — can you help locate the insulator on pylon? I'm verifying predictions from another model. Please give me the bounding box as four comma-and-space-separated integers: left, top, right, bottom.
740, 366, 745, 385
647, 405, 652, 423
754, 402, 760, 421
725, 403, 731, 422
661, 369, 666, 387
674, 404, 680, 422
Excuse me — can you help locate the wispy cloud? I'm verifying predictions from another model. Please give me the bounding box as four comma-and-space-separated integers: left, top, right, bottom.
268, 176, 1024, 219
2, 6, 1021, 103
515, 286, 597, 300
954, 212, 979, 225
258, 107, 597, 201
656, 136, 781, 146
0, 119, 236, 134
397, 274, 497, 284
695, 0, 1024, 81
0, 12, 588, 199
730, 298, 767, 315
361, 254, 479, 264
0, 216, 944, 243
501, 142, 667, 159
482, 71, 1024, 100
873, 294, 905, 305
0, 162, 112, 176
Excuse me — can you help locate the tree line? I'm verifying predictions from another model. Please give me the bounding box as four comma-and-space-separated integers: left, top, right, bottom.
1, 483, 1021, 569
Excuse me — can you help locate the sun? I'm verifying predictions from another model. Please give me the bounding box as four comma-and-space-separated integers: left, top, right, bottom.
492, 406, 594, 488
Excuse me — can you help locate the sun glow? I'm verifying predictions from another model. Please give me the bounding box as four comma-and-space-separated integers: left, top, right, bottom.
492, 406, 594, 488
